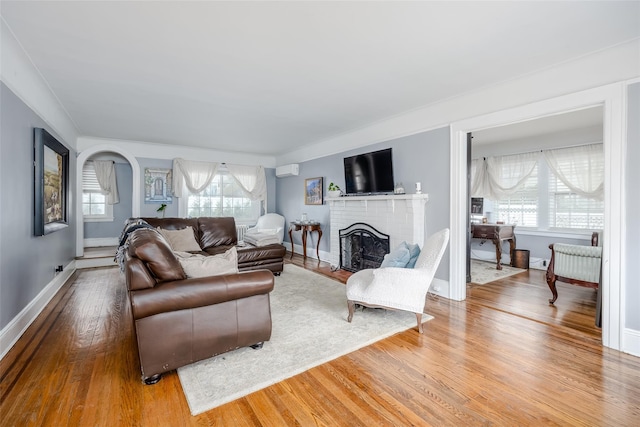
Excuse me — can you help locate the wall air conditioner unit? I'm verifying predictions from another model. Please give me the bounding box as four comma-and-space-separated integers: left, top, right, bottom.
275, 164, 299, 178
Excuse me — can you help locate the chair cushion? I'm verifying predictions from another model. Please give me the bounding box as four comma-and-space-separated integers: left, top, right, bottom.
175, 247, 239, 278
405, 243, 421, 268
158, 226, 202, 252
380, 242, 411, 268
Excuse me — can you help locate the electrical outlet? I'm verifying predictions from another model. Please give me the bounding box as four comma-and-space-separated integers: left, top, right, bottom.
55, 265, 63, 273
542, 260, 547, 267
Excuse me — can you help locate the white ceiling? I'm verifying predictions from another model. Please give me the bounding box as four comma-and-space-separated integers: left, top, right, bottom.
1, 1, 639, 156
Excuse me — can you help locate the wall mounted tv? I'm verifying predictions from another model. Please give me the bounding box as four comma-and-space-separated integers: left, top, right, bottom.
343, 148, 395, 195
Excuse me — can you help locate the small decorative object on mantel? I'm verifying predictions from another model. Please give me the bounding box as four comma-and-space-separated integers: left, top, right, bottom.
394, 182, 405, 194
415, 182, 422, 194
156, 203, 167, 218
328, 182, 342, 198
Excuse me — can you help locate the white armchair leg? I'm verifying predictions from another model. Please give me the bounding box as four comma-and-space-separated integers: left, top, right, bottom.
416, 313, 423, 334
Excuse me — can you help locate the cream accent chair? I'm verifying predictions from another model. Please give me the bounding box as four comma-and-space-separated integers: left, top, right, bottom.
546, 232, 602, 305
245, 213, 286, 245
346, 228, 450, 333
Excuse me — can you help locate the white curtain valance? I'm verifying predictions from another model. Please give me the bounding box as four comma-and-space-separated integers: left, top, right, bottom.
172, 159, 268, 208
225, 164, 268, 209
544, 143, 604, 201
484, 151, 540, 200
471, 143, 604, 201
172, 158, 220, 198
93, 160, 119, 204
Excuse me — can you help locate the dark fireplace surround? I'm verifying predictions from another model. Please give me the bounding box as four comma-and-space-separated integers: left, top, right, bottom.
339, 223, 390, 273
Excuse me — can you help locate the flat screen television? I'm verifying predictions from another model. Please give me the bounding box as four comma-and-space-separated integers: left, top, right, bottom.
343, 148, 395, 195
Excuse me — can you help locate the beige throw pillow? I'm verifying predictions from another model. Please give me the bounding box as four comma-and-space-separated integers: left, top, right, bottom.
175, 247, 239, 278
158, 226, 201, 252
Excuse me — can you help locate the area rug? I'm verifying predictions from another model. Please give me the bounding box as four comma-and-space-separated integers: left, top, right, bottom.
470, 259, 526, 285
177, 263, 430, 415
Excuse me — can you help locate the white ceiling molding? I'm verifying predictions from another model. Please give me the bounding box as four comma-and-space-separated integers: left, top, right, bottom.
0, 19, 79, 149
77, 137, 277, 168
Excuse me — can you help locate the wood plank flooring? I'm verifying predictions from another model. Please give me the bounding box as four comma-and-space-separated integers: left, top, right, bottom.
2, 253, 639, 426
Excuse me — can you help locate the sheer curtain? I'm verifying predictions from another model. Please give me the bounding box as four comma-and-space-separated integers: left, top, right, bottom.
172, 158, 220, 198
93, 160, 119, 204
226, 164, 268, 210
470, 158, 488, 197
544, 143, 604, 201
484, 151, 540, 200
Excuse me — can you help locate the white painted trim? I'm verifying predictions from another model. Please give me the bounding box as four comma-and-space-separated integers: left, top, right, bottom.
84, 237, 118, 248
0, 260, 76, 360
450, 83, 626, 351
623, 328, 640, 358
429, 278, 449, 298
76, 145, 140, 257
77, 136, 276, 169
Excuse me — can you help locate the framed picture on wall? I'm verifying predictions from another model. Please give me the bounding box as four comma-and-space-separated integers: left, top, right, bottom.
144, 168, 173, 204
34, 128, 69, 236
305, 177, 323, 205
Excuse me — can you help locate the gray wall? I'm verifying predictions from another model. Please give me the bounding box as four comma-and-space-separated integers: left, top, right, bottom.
84, 161, 133, 238
276, 126, 451, 280
626, 82, 640, 330
0, 83, 76, 329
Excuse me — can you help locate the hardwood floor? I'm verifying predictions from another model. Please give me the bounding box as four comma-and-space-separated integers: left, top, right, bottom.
2, 253, 639, 426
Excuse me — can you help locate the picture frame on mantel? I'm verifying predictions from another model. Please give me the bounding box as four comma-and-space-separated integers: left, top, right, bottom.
305, 177, 323, 205
34, 127, 69, 236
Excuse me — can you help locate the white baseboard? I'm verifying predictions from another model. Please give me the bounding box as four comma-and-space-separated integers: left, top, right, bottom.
84, 237, 118, 247
623, 328, 640, 357
0, 260, 76, 360
429, 278, 450, 298
289, 243, 331, 264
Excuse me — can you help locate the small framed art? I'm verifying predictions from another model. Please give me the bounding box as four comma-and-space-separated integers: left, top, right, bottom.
304, 177, 323, 205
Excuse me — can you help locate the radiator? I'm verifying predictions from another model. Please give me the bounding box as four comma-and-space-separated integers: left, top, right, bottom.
236, 225, 250, 241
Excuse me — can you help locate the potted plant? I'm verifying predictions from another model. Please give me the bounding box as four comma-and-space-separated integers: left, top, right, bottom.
156, 203, 167, 218
328, 182, 342, 198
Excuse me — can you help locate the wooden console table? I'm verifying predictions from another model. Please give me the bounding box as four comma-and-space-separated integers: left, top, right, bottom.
289, 222, 322, 260
471, 224, 516, 270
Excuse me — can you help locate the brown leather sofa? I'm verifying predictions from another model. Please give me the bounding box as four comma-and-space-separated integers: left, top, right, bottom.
124, 226, 275, 384
141, 217, 286, 275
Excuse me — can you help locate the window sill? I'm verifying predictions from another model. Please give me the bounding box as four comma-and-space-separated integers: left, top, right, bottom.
84, 216, 114, 223
514, 228, 598, 241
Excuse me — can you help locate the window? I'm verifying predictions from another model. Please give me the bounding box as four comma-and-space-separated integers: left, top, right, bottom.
184, 170, 260, 224
82, 162, 113, 221
494, 164, 539, 227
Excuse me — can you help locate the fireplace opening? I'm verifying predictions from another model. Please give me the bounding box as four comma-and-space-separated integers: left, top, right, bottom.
339, 223, 390, 273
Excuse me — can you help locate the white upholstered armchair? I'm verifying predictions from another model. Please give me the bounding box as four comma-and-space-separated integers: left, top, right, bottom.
346, 228, 449, 333
244, 213, 286, 246
546, 232, 602, 305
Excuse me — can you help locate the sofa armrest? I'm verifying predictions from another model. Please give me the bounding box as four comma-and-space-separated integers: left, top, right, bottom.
130, 269, 274, 320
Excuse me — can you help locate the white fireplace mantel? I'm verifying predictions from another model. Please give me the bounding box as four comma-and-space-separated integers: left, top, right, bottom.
327, 193, 429, 268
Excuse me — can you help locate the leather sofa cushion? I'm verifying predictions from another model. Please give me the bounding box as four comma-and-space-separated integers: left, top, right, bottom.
128, 228, 187, 283
198, 217, 237, 249
130, 270, 274, 319
204, 243, 286, 264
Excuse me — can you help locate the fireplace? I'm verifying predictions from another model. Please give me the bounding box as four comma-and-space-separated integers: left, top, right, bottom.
327, 193, 429, 269
339, 223, 390, 272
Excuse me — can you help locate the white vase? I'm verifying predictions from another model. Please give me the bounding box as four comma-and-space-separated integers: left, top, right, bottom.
328, 190, 341, 198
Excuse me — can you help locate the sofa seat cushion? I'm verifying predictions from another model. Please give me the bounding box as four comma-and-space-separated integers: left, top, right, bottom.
128, 228, 187, 283
129, 270, 275, 319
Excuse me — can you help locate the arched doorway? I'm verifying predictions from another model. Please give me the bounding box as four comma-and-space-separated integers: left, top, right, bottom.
75, 145, 141, 257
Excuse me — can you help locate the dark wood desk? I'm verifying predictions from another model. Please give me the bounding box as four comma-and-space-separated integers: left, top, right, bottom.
288, 222, 322, 260
471, 224, 516, 270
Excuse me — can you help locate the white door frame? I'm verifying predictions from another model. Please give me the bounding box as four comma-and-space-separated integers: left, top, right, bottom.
75, 145, 141, 257
449, 83, 625, 350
